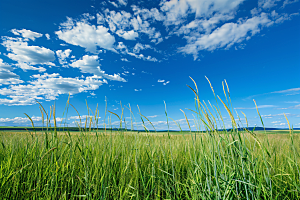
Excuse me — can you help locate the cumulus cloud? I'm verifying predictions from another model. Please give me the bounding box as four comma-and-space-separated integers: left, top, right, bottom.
56, 49, 72, 66
116, 30, 139, 40
160, 0, 244, 25
117, 42, 158, 61
104, 10, 132, 32
0, 73, 106, 105
117, 0, 127, 6
1, 36, 55, 71
96, 13, 105, 24
0, 59, 13, 71
103, 9, 162, 40
0, 70, 23, 86
11, 29, 43, 41
0, 59, 23, 85
258, 0, 281, 9
174, 13, 235, 35
45, 34, 50, 40
133, 43, 152, 53
55, 18, 116, 53
70, 55, 126, 82
132, 6, 165, 22
179, 13, 272, 59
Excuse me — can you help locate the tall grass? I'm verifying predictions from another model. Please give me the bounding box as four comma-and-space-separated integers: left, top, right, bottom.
0, 78, 299, 199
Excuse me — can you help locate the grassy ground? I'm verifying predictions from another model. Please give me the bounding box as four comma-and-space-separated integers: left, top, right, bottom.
0, 129, 299, 199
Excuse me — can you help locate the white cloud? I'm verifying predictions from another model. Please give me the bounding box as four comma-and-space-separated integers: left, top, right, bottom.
261, 113, 295, 118
104, 10, 132, 32
160, 0, 244, 25
285, 101, 300, 103
0, 116, 42, 124
282, 0, 299, 8
96, 13, 105, 24
70, 55, 126, 82
245, 86, 300, 100
275, 107, 288, 110
275, 123, 286, 126
0, 59, 13, 71
56, 18, 116, 53
289, 104, 300, 109
0, 59, 23, 85
147, 115, 158, 118
179, 13, 272, 59
127, 52, 158, 62
271, 87, 300, 95
56, 49, 72, 66
174, 13, 235, 35
11, 29, 43, 41
45, 34, 50, 40
235, 105, 276, 109
0, 70, 23, 86
116, 30, 139, 40
157, 79, 170, 85
2, 37, 55, 71
81, 13, 95, 22
258, 0, 281, 9
16, 63, 46, 72
0, 73, 107, 105
134, 89, 142, 91
69, 115, 94, 120
163, 81, 170, 85
109, 1, 119, 7
118, 0, 127, 6
133, 43, 152, 53
271, 121, 281, 123
117, 42, 158, 62
132, 6, 165, 22
270, 10, 297, 24
121, 58, 129, 62
104, 9, 162, 40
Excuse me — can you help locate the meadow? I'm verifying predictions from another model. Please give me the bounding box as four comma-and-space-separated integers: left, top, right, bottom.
0, 78, 299, 199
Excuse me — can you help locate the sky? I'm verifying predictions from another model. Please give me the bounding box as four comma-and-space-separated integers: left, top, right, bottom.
0, 0, 299, 130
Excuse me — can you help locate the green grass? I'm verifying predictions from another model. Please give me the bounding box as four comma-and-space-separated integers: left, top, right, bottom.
0, 78, 299, 199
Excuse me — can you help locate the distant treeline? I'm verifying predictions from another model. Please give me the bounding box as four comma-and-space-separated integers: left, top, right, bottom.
0, 126, 299, 132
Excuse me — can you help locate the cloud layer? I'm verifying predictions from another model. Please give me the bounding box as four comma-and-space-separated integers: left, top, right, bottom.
0, 0, 298, 106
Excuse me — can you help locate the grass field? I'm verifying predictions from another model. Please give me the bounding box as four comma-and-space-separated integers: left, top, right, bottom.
0, 78, 299, 199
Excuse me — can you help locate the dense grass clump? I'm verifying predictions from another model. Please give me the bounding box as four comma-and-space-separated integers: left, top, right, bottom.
0, 78, 299, 199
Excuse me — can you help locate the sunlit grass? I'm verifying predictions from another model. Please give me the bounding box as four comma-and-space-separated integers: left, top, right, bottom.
0, 78, 299, 199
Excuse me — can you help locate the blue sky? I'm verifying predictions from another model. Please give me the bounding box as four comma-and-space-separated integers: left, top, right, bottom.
0, 0, 299, 130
